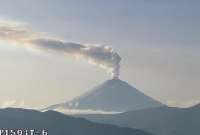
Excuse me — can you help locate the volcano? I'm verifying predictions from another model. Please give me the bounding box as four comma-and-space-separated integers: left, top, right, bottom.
46, 79, 164, 113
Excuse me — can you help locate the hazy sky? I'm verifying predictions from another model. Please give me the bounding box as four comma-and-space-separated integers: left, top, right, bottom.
0, 0, 199, 108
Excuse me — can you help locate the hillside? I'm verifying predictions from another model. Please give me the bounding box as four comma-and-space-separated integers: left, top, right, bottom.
77, 104, 200, 135
0, 108, 153, 135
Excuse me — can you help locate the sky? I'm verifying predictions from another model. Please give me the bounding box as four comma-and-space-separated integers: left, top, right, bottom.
0, 0, 199, 108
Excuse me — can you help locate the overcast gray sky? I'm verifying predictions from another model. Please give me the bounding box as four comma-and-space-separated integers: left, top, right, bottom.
0, 0, 199, 108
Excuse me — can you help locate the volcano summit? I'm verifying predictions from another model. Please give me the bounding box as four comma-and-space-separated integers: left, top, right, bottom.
46, 79, 164, 113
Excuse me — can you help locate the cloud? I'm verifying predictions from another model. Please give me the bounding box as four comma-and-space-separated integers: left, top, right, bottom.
49, 107, 121, 115
165, 99, 200, 108
0, 20, 121, 78
1, 99, 26, 108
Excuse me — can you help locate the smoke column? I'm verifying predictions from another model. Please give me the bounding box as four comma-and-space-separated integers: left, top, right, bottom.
0, 20, 121, 78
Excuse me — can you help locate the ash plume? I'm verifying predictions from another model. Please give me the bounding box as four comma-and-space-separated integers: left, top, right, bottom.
0, 20, 121, 78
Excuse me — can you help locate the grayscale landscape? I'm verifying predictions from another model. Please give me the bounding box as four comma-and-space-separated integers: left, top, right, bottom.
0, 1, 199, 135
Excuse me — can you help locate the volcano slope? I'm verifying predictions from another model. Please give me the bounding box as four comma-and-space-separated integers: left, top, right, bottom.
46, 79, 164, 112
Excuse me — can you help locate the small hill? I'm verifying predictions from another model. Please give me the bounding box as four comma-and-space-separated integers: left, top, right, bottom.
0, 108, 153, 135
78, 104, 200, 135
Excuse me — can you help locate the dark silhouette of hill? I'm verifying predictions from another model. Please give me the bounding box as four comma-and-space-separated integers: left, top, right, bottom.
0, 108, 153, 135
46, 79, 164, 112
77, 104, 200, 135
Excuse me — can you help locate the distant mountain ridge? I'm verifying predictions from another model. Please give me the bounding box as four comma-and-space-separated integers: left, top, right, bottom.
0, 108, 153, 135
77, 104, 200, 135
46, 79, 164, 112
